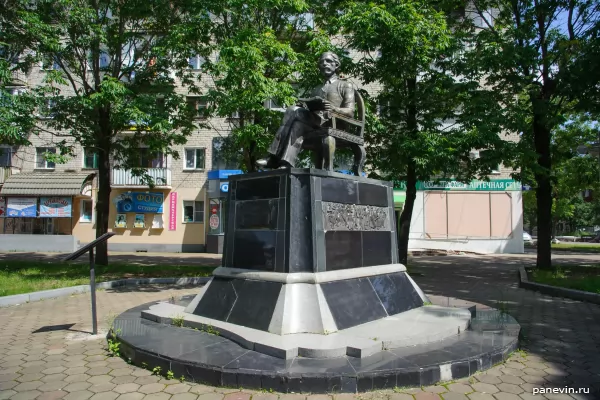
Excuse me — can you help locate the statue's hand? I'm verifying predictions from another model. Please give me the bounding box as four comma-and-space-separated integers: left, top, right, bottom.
322, 100, 334, 112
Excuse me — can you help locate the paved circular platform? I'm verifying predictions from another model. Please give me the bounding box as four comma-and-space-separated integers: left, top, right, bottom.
112, 295, 520, 393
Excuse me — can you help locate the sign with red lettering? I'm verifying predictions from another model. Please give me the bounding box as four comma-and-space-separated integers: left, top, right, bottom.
209, 214, 220, 230
169, 192, 177, 231
40, 197, 72, 217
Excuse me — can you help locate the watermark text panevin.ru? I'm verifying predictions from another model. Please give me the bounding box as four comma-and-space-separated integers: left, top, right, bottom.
533, 387, 590, 395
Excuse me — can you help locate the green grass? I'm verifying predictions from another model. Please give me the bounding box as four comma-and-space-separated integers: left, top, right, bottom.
0, 261, 216, 297
551, 243, 600, 253
529, 264, 600, 294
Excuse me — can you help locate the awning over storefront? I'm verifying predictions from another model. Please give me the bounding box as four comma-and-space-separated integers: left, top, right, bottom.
0, 172, 95, 196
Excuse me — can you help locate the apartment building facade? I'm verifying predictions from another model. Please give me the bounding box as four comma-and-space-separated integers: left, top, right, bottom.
0, 58, 244, 253
0, 33, 523, 254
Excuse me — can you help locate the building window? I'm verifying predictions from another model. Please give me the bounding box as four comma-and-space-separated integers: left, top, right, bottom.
289, 13, 314, 30
139, 148, 165, 168
80, 199, 93, 223
38, 99, 56, 119
36, 147, 56, 169
491, 164, 501, 174
212, 136, 238, 170
265, 99, 284, 111
186, 96, 208, 119
0, 147, 12, 167
184, 148, 206, 170
188, 54, 205, 70
183, 200, 204, 223
42, 57, 61, 70
83, 148, 98, 169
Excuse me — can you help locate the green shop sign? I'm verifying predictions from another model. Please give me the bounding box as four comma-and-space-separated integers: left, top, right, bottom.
394, 179, 521, 191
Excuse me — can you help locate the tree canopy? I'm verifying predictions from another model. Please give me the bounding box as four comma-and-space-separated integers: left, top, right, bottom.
1, 0, 213, 264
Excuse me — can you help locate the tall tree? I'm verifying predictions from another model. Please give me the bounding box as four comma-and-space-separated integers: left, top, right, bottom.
0, 0, 211, 264
329, 0, 508, 265
460, 0, 599, 268
199, 0, 333, 172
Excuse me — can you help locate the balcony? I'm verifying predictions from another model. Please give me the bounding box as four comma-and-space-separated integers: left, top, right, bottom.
10, 70, 28, 86
111, 168, 171, 187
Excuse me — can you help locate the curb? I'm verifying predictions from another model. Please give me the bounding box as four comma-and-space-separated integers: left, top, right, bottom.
518, 266, 600, 305
0, 277, 211, 308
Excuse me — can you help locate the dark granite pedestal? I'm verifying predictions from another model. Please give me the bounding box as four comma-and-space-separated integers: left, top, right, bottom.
118, 169, 521, 391
182, 169, 427, 336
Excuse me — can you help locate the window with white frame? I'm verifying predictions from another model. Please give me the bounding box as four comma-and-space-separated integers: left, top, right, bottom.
184, 148, 206, 170
474, 9, 494, 28
83, 148, 98, 169
289, 13, 314, 30
38, 99, 56, 119
183, 200, 204, 223
0, 147, 12, 167
36, 147, 56, 169
186, 96, 208, 119
188, 54, 205, 70
80, 199, 93, 223
265, 98, 285, 112
491, 164, 501, 174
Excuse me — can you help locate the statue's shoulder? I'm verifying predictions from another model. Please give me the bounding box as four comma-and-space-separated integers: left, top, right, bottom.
338, 79, 356, 91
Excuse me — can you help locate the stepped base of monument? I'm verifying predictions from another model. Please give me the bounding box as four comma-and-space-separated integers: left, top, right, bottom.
112, 295, 520, 393
141, 301, 472, 359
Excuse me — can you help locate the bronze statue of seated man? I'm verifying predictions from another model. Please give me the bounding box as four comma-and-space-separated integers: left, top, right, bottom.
256, 52, 355, 169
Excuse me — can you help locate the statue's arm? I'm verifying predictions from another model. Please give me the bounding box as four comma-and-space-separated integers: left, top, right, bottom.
333, 83, 355, 118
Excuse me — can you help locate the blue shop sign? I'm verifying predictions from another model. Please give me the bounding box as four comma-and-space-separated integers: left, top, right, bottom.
115, 192, 164, 213
7, 197, 37, 217
220, 182, 229, 193
207, 170, 243, 180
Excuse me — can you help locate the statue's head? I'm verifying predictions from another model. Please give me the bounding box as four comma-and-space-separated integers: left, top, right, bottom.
318, 52, 340, 79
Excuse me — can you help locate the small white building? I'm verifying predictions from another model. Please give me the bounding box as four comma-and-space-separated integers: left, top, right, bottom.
393, 179, 524, 254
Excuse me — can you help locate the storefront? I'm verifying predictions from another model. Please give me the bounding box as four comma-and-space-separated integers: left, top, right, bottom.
0, 172, 95, 252
394, 179, 524, 254
70, 187, 208, 253
205, 169, 242, 253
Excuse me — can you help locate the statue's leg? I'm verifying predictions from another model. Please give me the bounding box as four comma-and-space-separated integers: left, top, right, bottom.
267, 106, 301, 158
280, 109, 322, 167
351, 144, 366, 176
322, 136, 336, 171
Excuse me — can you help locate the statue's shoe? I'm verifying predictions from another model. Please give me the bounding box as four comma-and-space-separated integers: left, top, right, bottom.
256, 157, 281, 169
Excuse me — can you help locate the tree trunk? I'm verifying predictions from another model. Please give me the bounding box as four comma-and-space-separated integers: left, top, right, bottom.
397, 161, 417, 266
397, 77, 418, 266
95, 111, 112, 266
533, 110, 552, 270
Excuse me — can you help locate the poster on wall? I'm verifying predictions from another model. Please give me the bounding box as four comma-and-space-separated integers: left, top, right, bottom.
7, 197, 37, 217
115, 214, 127, 228
133, 214, 146, 229
114, 192, 164, 213
169, 192, 177, 231
39, 197, 72, 217
152, 215, 163, 229
0, 197, 5, 217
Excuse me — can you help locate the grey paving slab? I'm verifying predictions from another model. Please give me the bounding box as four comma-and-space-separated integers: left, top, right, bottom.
0, 253, 598, 399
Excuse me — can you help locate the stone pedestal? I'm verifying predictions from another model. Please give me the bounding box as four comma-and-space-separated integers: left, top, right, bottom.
184, 169, 428, 336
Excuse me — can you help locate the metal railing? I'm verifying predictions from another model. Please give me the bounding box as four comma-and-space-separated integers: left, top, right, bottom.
111, 168, 171, 186
63, 232, 116, 335
10, 70, 28, 85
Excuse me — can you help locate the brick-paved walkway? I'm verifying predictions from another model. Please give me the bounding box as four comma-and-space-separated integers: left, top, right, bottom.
1, 254, 599, 400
